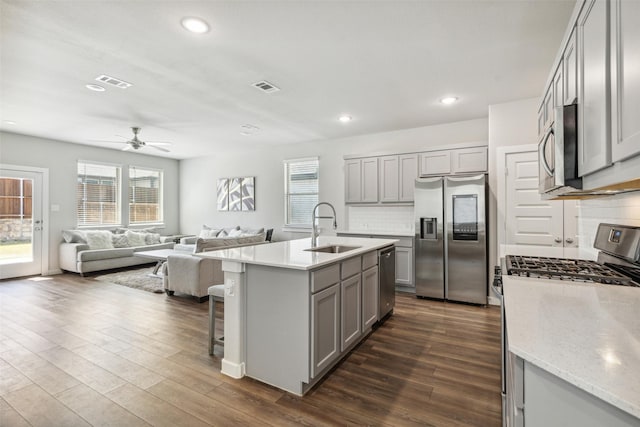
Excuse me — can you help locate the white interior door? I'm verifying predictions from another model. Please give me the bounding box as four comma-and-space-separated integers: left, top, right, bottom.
0, 167, 44, 279
504, 151, 565, 246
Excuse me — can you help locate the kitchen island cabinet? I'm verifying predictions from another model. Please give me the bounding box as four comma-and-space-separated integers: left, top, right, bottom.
198, 236, 396, 395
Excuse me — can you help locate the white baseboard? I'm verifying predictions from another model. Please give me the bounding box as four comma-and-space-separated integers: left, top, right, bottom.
46, 269, 63, 275
221, 359, 245, 379
488, 295, 501, 306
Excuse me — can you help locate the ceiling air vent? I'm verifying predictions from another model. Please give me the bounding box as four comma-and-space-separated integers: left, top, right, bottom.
95, 74, 133, 89
252, 80, 280, 93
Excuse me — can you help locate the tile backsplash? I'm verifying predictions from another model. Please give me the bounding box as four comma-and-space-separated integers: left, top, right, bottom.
347, 205, 414, 233
578, 192, 640, 258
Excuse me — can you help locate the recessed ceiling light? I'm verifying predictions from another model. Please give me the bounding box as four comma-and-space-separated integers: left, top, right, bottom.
440, 96, 459, 105
181, 17, 210, 34
338, 115, 353, 123
86, 84, 106, 92
240, 124, 260, 136
4, 120, 17, 125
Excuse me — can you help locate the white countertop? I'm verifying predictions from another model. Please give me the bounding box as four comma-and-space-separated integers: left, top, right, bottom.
503, 276, 640, 418
336, 229, 415, 238
196, 236, 398, 270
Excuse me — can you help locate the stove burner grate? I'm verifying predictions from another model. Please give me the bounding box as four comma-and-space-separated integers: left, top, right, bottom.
505, 255, 636, 286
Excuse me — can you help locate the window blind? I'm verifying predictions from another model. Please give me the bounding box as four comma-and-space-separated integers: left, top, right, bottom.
129, 167, 162, 224
77, 162, 120, 226
284, 158, 319, 226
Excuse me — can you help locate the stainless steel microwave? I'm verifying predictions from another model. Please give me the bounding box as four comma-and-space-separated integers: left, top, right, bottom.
538, 104, 582, 197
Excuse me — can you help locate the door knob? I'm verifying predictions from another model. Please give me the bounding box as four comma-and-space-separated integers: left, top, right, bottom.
565, 237, 574, 244
554, 237, 562, 243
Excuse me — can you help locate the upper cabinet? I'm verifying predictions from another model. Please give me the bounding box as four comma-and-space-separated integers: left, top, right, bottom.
577, 0, 611, 176
420, 147, 487, 176
379, 154, 418, 203
563, 29, 578, 105
451, 147, 488, 174
345, 146, 485, 204
610, 0, 640, 162
345, 158, 378, 203
419, 150, 451, 176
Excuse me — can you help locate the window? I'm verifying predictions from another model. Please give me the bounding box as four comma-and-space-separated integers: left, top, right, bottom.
284, 157, 319, 226
77, 162, 121, 226
129, 166, 163, 225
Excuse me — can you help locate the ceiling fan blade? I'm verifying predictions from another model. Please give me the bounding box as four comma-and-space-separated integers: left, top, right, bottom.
114, 135, 129, 140
122, 145, 133, 151
146, 141, 172, 146
148, 145, 170, 153
88, 139, 126, 143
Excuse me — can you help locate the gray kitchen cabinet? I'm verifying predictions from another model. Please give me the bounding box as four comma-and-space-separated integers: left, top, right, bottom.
419, 150, 451, 176
340, 273, 362, 351
379, 153, 418, 202
362, 265, 379, 331
451, 147, 488, 174
554, 62, 564, 110
379, 155, 399, 202
345, 158, 378, 203
564, 28, 578, 105
610, 0, 640, 163
395, 245, 413, 287
345, 159, 362, 203
543, 83, 554, 129
577, 0, 611, 176
537, 104, 545, 139
399, 154, 418, 201
311, 283, 341, 377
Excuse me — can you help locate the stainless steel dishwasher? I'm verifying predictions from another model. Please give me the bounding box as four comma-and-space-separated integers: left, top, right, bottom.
378, 245, 396, 321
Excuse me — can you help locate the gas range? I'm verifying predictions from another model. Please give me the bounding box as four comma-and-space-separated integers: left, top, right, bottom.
503, 223, 640, 287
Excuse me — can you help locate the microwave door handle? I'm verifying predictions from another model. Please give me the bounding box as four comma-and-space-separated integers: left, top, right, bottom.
540, 126, 555, 177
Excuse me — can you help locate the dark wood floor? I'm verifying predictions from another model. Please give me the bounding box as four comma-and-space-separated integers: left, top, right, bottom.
0, 271, 501, 426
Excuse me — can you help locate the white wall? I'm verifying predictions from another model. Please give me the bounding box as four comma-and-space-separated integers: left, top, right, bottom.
0, 131, 180, 273
488, 97, 540, 275
578, 193, 640, 259
179, 118, 487, 241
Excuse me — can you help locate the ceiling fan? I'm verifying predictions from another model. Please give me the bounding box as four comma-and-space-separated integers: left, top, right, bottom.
95, 127, 172, 152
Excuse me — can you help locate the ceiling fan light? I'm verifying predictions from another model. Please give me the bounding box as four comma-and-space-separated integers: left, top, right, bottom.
181, 17, 210, 34
86, 84, 106, 92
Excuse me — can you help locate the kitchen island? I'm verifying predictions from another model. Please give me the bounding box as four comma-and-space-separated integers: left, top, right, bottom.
503, 276, 640, 425
197, 235, 397, 395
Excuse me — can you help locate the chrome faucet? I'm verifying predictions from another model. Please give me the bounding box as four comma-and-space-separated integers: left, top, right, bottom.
311, 202, 337, 247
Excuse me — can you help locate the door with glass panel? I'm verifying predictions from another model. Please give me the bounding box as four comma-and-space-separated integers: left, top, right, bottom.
0, 167, 44, 279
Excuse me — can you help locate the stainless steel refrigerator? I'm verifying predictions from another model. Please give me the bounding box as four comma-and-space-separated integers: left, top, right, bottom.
414, 174, 487, 304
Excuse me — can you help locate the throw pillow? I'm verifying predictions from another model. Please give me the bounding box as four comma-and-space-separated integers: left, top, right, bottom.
240, 227, 264, 236
199, 227, 221, 239
145, 232, 161, 245
227, 228, 243, 237
218, 226, 240, 237
62, 229, 86, 243
112, 234, 129, 248
125, 230, 147, 246
85, 230, 114, 250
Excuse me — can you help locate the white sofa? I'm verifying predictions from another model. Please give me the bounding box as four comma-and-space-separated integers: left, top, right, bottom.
163, 233, 269, 301
59, 229, 175, 275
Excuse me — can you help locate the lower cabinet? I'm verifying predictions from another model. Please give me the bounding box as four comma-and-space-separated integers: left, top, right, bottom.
395, 246, 413, 287
362, 266, 379, 331
341, 274, 362, 351
311, 284, 341, 377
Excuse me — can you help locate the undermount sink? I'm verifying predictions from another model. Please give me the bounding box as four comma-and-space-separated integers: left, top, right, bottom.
304, 245, 361, 254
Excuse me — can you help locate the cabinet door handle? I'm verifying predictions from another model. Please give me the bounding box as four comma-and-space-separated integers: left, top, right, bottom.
565, 237, 574, 244
554, 237, 562, 243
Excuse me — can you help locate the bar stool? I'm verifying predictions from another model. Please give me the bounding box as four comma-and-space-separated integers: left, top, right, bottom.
208, 284, 225, 355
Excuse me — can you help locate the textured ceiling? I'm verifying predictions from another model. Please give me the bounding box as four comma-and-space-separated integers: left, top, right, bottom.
0, 0, 576, 159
